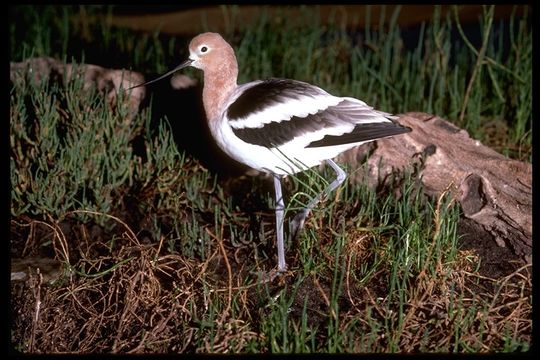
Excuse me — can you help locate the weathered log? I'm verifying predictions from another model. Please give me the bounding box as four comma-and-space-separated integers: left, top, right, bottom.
337, 112, 532, 263
10, 57, 146, 122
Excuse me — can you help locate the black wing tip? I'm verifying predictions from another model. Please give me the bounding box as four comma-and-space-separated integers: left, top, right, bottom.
401, 125, 413, 133
306, 122, 411, 148
387, 116, 412, 133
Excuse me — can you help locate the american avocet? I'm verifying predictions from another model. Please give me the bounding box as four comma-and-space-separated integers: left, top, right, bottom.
130, 32, 411, 274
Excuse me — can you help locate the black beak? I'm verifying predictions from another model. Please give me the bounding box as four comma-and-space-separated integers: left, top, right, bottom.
127, 58, 194, 90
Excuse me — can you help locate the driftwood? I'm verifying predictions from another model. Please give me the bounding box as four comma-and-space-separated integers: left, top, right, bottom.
10, 58, 532, 264
338, 112, 532, 263
10, 57, 146, 122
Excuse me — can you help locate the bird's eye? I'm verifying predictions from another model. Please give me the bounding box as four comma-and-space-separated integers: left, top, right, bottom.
200, 46, 208, 53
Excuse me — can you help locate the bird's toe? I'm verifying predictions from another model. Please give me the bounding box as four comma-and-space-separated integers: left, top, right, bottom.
290, 209, 309, 239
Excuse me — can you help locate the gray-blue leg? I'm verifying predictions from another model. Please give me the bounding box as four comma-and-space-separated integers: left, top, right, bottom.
290, 159, 347, 238
273, 175, 287, 272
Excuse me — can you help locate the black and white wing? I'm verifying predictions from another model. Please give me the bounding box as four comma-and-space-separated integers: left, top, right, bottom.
225, 78, 410, 149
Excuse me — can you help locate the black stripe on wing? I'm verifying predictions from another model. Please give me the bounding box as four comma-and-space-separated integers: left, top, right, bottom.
227, 78, 323, 121
232, 111, 341, 148
306, 122, 411, 148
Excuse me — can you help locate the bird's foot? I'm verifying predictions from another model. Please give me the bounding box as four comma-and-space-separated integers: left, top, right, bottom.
253, 267, 288, 284
290, 209, 309, 239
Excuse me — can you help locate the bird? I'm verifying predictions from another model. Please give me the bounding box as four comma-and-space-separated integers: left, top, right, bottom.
128, 32, 411, 276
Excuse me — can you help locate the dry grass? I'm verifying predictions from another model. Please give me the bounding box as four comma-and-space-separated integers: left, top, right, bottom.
11, 205, 532, 353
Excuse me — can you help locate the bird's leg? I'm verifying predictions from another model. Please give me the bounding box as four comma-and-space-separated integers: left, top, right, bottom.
273, 174, 287, 272
290, 159, 347, 239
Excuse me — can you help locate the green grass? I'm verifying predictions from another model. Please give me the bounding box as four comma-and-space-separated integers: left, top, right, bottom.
9, 5, 532, 161
10, 5, 531, 353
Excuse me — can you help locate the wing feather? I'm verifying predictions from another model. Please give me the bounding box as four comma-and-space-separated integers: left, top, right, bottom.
225, 79, 409, 148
